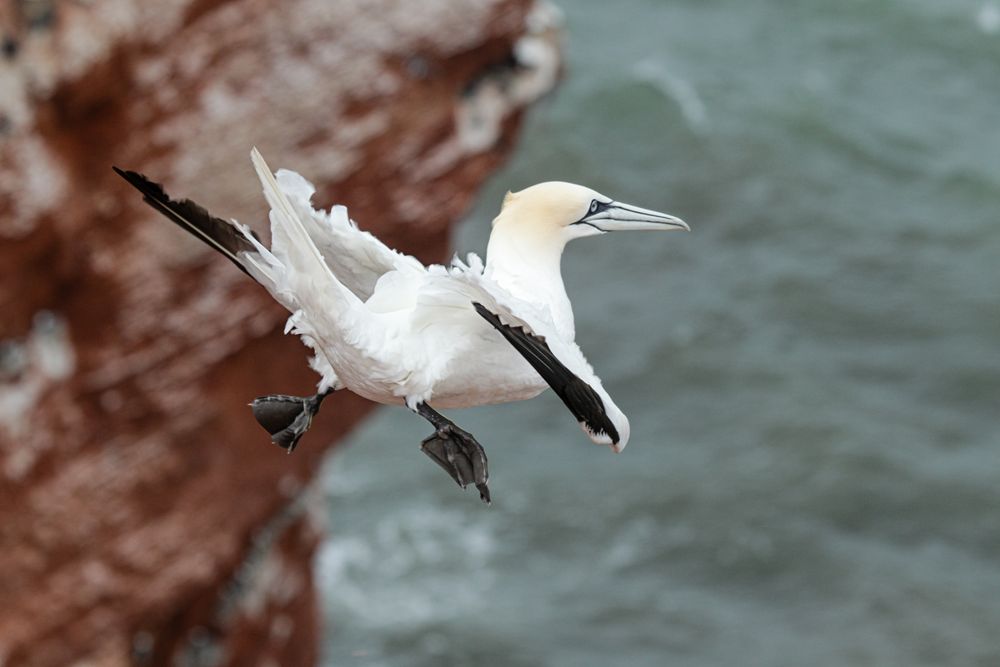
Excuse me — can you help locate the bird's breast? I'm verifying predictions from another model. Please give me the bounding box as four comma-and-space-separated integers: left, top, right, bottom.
428, 338, 549, 408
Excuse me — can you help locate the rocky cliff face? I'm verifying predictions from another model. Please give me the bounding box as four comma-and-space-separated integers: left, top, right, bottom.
0, 1, 560, 664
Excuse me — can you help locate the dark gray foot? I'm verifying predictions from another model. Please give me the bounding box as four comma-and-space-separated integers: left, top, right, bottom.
415, 403, 490, 504
250, 389, 332, 453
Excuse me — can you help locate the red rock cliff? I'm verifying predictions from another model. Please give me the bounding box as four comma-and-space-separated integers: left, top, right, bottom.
0, 0, 560, 664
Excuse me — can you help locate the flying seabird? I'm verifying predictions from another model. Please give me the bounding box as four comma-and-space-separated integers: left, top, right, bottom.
114, 149, 688, 503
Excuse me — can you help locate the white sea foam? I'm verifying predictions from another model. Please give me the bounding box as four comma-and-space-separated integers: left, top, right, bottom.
631, 59, 710, 136
976, 2, 1000, 33
316, 505, 497, 629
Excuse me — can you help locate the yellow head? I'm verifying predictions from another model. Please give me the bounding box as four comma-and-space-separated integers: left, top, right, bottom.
493, 181, 688, 243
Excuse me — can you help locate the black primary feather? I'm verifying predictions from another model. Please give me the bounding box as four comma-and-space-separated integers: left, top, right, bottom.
472, 302, 620, 444
113, 166, 260, 279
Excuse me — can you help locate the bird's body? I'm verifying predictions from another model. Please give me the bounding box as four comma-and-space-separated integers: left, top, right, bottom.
115, 149, 688, 502
242, 162, 563, 409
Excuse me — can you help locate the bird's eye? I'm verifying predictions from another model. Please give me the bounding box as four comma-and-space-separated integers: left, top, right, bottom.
590, 200, 599, 213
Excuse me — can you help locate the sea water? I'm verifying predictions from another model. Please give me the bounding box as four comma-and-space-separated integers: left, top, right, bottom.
317, 1, 1000, 664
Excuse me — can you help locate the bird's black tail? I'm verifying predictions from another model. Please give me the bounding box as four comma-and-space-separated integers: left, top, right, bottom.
112, 166, 262, 280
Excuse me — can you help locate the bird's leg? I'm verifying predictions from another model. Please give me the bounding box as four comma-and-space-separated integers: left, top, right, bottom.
414, 402, 491, 504
250, 387, 336, 453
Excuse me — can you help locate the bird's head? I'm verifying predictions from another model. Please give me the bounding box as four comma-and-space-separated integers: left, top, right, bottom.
493, 181, 689, 243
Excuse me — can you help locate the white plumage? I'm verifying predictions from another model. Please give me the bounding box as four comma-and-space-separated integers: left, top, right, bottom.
115, 148, 688, 500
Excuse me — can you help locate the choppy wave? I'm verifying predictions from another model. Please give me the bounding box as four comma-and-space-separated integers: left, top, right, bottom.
317, 0, 1000, 664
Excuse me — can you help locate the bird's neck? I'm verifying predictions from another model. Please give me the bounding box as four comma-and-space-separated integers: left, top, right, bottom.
485, 221, 576, 338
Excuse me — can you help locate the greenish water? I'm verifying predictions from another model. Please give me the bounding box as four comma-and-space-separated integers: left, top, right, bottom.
318, 1, 1000, 665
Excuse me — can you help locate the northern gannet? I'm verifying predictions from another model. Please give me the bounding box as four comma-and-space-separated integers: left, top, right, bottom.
114, 149, 688, 503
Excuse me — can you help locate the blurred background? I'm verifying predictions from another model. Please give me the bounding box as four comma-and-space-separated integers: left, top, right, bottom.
317, 1, 1000, 666
1, 0, 998, 666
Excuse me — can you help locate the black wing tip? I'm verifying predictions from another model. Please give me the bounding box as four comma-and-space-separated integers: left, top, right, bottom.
589, 420, 620, 445
113, 165, 169, 202
567, 378, 620, 444
112, 163, 260, 278
111, 165, 144, 184
475, 300, 617, 442
113, 164, 262, 242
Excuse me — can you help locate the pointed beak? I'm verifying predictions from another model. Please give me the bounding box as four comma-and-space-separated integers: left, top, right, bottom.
578, 201, 689, 233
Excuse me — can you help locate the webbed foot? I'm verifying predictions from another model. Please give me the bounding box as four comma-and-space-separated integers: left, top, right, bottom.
420, 423, 490, 504
250, 390, 331, 453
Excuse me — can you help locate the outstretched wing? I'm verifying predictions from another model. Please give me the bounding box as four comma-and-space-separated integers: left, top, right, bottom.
272, 169, 424, 301
424, 258, 630, 451
115, 161, 423, 302
112, 167, 262, 279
